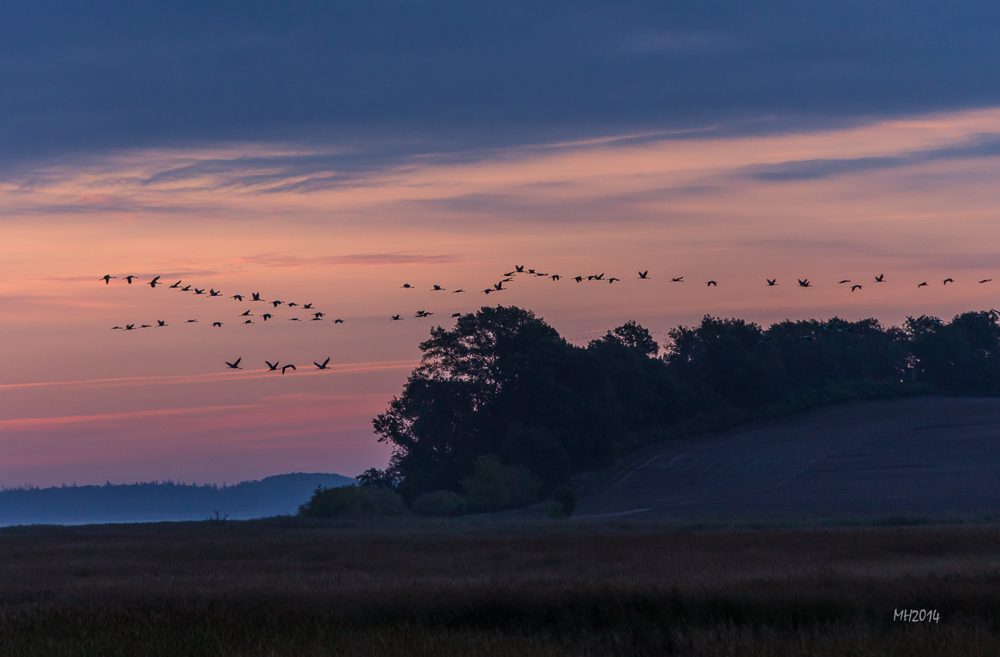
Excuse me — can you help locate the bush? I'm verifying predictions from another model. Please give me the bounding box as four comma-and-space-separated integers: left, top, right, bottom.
460, 455, 542, 513
411, 490, 467, 517
298, 485, 408, 518
551, 485, 576, 516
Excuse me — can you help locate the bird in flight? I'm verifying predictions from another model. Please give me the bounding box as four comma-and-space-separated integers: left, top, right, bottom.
432, 285, 444, 291
551, 275, 560, 281
391, 314, 402, 320
838, 280, 850, 284
333, 318, 344, 323
194, 288, 205, 295
209, 289, 221, 297
414, 310, 432, 318
851, 285, 862, 292
942, 278, 954, 285
157, 320, 167, 327
124, 324, 135, 331
314, 358, 331, 370
170, 281, 182, 289
766, 279, 777, 286
313, 312, 325, 319
252, 292, 263, 301
875, 274, 885, 282
980, 279, 993, 284
240, 309, 252, 317
483, 288, 493, 294
706, 280, 718, 287
303, 303, 313, 309
271, 300, 283, 307
452, 289, 465, 293
225, 357, 242, 370
401, 283, 413, 289
287, 302, 298, 308
186, 319, 198, 323
262, 313, 273, 321
149, 276, 161, 288
265, 361, 280, 371
917, 282, 928, 288
608, 277, 620, 284
573, 276, 584, 283
515, 265, 525, 273
101, 275, 116, 284
111, 326, 122, 330
638, 271, 649, 279
244, 319, 253, 324
288, 317, 300, 322
494, 281, 505, 290
140, 324, 151, 329
671, 276, 684, 283
281, 364, 296, 375
212, 322, 222, 327
180, 285, 192, 292
123, 275, 137, 284
232, 294, 243, 301
797, 279, 811, 288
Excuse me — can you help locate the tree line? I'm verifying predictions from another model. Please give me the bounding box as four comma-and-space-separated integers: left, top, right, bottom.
348, 306, 1000, 511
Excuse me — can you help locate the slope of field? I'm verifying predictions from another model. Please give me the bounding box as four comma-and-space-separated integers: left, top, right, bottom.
577, 397, 1000, 519
0, 472, 354, 526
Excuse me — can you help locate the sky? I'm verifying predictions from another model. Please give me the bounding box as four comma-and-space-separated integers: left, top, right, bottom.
3, 2, 1000, 488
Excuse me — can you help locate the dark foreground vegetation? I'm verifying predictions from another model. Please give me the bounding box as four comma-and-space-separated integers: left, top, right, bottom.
364, 305, 1000, 509
2, 520, 999, 656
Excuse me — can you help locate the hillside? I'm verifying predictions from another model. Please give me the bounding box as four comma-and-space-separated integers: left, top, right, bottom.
0, 473, 354, 526
576, 397, 1000, 519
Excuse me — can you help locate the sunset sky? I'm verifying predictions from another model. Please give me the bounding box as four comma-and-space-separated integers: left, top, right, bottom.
3, 2, 1000, 488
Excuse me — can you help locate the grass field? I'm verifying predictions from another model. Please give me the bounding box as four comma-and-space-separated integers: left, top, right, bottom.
2, 518, 1000, 655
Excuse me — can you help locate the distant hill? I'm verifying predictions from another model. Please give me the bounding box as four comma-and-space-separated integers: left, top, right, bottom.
0, 473, 355, 526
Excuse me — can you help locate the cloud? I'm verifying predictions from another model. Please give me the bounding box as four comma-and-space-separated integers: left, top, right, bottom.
237, 253, 459, 267
745, 133, 1000, 182
1, 2, 999, 171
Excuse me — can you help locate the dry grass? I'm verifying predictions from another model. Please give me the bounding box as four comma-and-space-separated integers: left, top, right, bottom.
2, 519, 1000, 655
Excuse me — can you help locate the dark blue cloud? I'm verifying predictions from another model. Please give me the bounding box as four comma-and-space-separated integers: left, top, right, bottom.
747, 133, 1000, 181
1, 1, 999, 168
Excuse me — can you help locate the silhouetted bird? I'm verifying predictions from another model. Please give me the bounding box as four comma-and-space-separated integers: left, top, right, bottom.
314, 358, 331, 370
515, 265, 524, 272
111, 326, 122, 330
209, 289, 221, 297
288, 317, 300, 321
244, 319, 253, 324
391, 315, 402, 320
265, 360, 279, 371
797, 279, 811, 288
838, 279, 850, 284
483, 288, 493, 294
140, 324, 151, 328
671, 276, 684, 282
124, 275, 136, 284
918, 282, 928, 288
271, 300, 283, 307
574, 276, 583, 283
943, 278, 954, 285
186, 319, 198, 323
124, 324, 135, 330
767, 279, 777, 286
875, 274, 885, 282
453, 289, 465, 293
212, 322, 222, 327
303, 303, 313, 309
240, 309, 252, 317
181, 285, 192, 292
225, 357, 242, 370
194, 288, 205, 295
401, 283, 413, 289
232, 294, 243, 301
157, 320, 167, 327
980, 279, 993, 284
432, 285, 444, 291
281, 364, 296, 375
149, 276, 161, 288
551, 275, 560, 281
851, 285, 862, 291
252, 292, 262, 301
101, 275, 116, 284
333, 319, 344, 323
494, 281, 504, 290
262, 313, 272, 321
313, 312, 325, 319
287, 302, 298, 307
638, 270, 649, 279
706, 280, 717, 287
170, 281, 182, 288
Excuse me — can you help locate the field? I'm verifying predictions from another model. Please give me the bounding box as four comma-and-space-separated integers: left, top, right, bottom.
579, 397, 1000, 518
3, 519, 1000, 655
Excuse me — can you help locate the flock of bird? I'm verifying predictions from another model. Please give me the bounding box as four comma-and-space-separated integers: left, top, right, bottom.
101, 266, 994, 371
